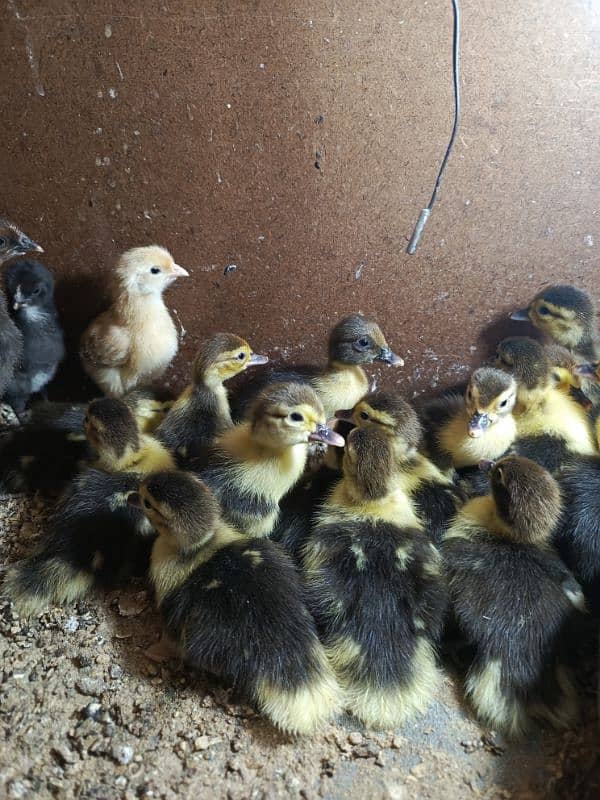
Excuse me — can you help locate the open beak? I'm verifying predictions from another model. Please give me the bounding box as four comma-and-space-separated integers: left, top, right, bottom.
248, 353, 269, 366
172, 264, 189, 277
375, 347, 404, 367
334, 408, 353, 420
468, 412, 491, 438
509, 307, 530, 322
573, 363, 599, 381
478, 459, 496, 474
309, 423, 345, 447
127, 491, 142, 508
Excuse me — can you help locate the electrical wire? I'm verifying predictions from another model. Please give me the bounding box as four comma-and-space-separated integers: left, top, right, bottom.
407, 0, 460, 254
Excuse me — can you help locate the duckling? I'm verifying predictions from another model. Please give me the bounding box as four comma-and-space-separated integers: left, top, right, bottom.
554, 456, 600, 613
155, 333, 268, 463
302, 426, 446, 728
85, 398, 175, 474
130, 470, 341, 734
441, 455, 584, 737
422, 367, 518, 470
80, 246, 188, 397
3, 401, 172, 615
194, 382, 344, 538
230, 313, 403, 421
510, 285, 598, 360
495, 336, 596, 471
337, 392, 465, 543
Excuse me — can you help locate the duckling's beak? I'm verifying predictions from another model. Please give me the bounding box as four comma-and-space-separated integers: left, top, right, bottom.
248, 353, 269, 366
334, 408, 353, 420
127, 491, 142, 508
509, 308, 530, 322
468, 412, 490, 438
478, 459, 496, 474
573, 363, 599, 381
309, 423, 345, 447
375, 347, 404, 366
18, 234, 43, 254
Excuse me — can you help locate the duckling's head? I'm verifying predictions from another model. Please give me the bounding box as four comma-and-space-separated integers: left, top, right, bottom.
250, 382, 345, 449
342, 426, 394, 500
191, 333, 268, 387
465, 368, 517, 438
0, 218, 43, 265
130, 471, 219, 551
85, 398, 140, 464
480, 455, 561, 543
495, 336, 551, 390
510, 285, 595, 349
328, 314, 403, 367
337, 391, 422, 460
114, 245, 188, 296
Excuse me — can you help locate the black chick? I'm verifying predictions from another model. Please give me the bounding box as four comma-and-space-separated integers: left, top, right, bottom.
442, 455, 585, 737
3, 259, 65, 413
0, 219, 42, 398
133, 470, 342, 734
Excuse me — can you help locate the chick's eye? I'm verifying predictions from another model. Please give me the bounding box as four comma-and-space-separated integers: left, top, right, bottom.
539, 305, 550, 316
359, 411, 369, 420
237, 352, 245, 360
150, 267, 161, 275
290, 412, 304, 422
32, 287, 40, 295
499, 398, 508, 408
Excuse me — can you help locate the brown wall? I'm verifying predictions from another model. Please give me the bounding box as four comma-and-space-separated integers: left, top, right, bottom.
2, 0, 599, 400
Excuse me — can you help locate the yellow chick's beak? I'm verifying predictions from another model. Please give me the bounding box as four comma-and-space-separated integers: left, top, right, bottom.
248, 353, 269, 366
309, 423, 345, 447
171, 264, 189, 277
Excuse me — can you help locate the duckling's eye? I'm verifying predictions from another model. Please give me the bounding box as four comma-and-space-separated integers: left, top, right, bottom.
539, 305, 550, 316
357, 337, 370, 348
237, 352, 245, 360
150, 267, 161, 274
143, 498, 152, 510
359, 411, 369, 420
290, 412, 304, 422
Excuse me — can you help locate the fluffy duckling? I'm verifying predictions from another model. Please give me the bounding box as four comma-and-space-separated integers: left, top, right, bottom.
3, 260, 65, 413
510, 285, 598, 360
442, 456, 584, 737
195, 382, 344, 538
3, 401, 172, 615
495, 337, 596, 471
302, 426, 446, 728
338, 392, 465, 543
422, 367, 517, 470
131, 470, 341, 734
155, 333, 268, 463
80, 246, 188, 397
231, 313, 403, 420
85, 398, 175, 474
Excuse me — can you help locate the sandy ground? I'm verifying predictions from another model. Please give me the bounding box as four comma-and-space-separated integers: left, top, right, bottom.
1, 491, 598, 800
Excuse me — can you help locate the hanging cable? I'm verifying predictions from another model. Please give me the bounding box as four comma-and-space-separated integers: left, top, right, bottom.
407, 0, 460, 254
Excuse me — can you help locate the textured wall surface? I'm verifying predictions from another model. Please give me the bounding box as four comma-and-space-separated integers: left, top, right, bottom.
2, 0, 599, 400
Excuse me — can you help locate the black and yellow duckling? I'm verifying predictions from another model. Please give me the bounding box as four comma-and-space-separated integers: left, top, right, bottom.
510, 285, 598, 361
302, 426, 446, 728
130, 470, 341, 735
422, 367, 517, 471
3, 399, 174, 616
155, 333, 268, 463
495, 337, 596, 471
442, 455, 584, 737
337, 392, 465, 543
194, 382, 344, 538
230, 313, 403, 421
